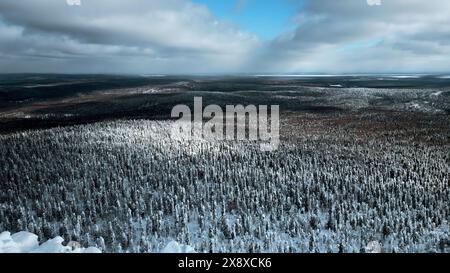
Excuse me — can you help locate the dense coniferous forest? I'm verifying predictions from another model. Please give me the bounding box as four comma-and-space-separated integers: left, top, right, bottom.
1, 110, 449, 252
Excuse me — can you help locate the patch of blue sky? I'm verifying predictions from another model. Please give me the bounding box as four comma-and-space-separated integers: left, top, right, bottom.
193, 0, 307, 40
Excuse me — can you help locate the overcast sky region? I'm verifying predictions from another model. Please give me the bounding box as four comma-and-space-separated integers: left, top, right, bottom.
0, 0, 449, 74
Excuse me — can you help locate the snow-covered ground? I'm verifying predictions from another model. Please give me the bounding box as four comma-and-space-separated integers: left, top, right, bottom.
0, 231, 196, 253
161, 241, 196, 253
0, 231, 101, 253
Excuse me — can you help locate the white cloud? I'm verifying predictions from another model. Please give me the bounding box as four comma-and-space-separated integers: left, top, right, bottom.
0, 0, 259, 73
0, 0, 449, 74
66, 0, 81, 6
251, 0, 450, 73
367, 0, 382, 6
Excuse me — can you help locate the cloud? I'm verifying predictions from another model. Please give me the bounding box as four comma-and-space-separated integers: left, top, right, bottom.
367, 0, 382, 6
0, 0, 259, 73
250, 0, 450, 73
0, 0, 449, 74
66, 0, 81, 6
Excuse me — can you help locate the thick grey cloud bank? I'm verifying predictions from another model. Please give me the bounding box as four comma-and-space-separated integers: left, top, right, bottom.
0, 0, 449, 74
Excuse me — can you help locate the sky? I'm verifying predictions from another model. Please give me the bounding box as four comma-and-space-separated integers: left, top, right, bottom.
0, 0, 449, 74
192, 0, 305, 39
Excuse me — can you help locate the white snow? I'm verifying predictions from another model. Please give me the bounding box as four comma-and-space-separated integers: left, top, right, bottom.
161, 241, 196, 253
365, 241, 382, 253
0, 231, 101, 253
0, 231, 196, 253
0, 231, 39, 253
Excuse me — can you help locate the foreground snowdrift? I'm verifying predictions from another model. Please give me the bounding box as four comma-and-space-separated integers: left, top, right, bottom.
161, 241, 196, 253
0, 231, 196, 253
0, 231, 101, 253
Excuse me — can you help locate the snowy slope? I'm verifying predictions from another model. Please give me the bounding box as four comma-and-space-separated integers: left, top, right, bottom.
0, 231, 196, 253
161, 241, 196, 253
0, 231, 101, 253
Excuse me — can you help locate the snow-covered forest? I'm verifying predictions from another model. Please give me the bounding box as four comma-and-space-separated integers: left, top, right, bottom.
0, 113, 449, 253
